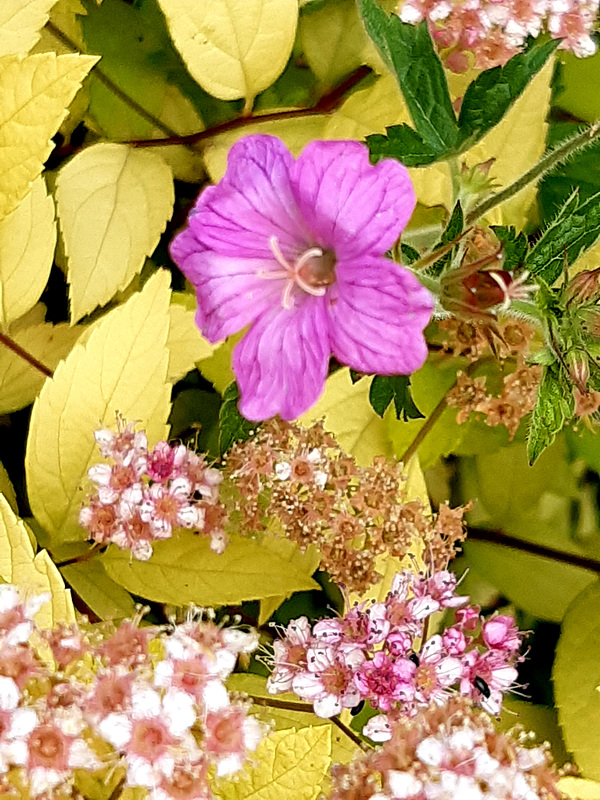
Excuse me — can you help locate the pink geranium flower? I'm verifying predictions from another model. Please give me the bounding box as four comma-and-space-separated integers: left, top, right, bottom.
170, 135, 433, 421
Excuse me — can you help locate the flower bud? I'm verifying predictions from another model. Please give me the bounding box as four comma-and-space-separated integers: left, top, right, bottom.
567, 267, 600, 304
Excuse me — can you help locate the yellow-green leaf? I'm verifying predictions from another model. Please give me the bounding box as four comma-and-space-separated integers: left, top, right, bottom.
0, 1, 58, 57
167, 295, 215, 383
25, 271, 172, 546
559, 778, 600, 799
0, 463, 17, 514
197, 333, 241, 395
0, 176, 55, 329
60, 559, 136, 620
300, 369, 393, 465
0, 52, 98, 219
216, 725, 331, 800
56, 143, 174, 322
227, 673, 358, 766
101, 532, 319, 607
463, 59, 554, 228
300, 0, 372, 88
554, 580, 600, 780
258, 540, 321, 625
157, 0, 298, 106
0, 494, 75, 627
0, 308, 82, 415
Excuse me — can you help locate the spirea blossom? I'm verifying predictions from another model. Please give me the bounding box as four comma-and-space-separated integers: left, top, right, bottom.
223, 419, 469, 592
0, 586, 264, 800
398, 0, 599, 71
328, 697, 561, 800
266, 569, 522, 735
170, 134, 433, 421
79, 418, 227, 560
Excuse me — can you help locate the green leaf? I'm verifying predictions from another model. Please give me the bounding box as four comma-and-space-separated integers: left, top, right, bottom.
366, 124, 438, 166
527, 364, 574, 465
491, 225, 529, 270
369, 376, 423, 420
458, 39, 559, 148
358, 0, 458, 155
429, 200, 463, 277
101, 532, 319, 607
554, 580, 600, 780
525, 190, 600, 284
219, 382, 257, 456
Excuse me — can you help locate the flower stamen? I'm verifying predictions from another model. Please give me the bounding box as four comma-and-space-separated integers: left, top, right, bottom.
265, 236, 332, 309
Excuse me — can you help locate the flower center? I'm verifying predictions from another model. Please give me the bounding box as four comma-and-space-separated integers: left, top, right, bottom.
262, 237, 337, 309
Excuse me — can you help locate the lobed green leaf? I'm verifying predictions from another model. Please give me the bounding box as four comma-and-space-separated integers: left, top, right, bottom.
358, 0, 459, 155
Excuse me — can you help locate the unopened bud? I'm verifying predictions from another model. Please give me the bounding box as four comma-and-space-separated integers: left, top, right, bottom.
567, 267, 600, 304
569, 355, 589, 393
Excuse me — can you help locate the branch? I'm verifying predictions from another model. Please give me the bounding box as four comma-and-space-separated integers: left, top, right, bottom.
125, 66, 373, 148
248, 695, 370, 750
0, 332, 54, 378
467, 526, 600, 573
466, 121, 600, 226
46, 21, 181, 141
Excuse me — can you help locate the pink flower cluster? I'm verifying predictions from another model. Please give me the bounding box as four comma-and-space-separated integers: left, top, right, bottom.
267, 569, 522, 740
0, 585, 263, 799
80, 419, 227, 560
398, 0, 599, 71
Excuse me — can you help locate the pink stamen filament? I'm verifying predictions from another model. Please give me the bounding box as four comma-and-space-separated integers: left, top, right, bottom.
260, 236, 328, 310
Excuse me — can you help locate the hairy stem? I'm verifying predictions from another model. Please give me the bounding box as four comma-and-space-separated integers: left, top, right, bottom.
125, 66, 373, 148
467, 526, 600, 573
0, 332, 54, 378
466, 121, 600, 226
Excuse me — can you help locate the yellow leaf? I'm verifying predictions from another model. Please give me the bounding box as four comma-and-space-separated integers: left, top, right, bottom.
323, 73, 411, 140
0, 1, 58, 56
463, 59, 554, 228
0, 176, 56, 328
157, 0, 298, 106
227, 673, 358, 766
0, 463, 18, 514
0, 52, 98, 219
0, 309, 82, 415
0, 494, 75, 627
25, 271, 172, 546
197, 333, 242, 395
300, 0, 373, 88
258, 540, 321, 625
559, 778, 600, 800
167, 295, 215, 383
300, 369, 393, 465
56, 143, 174, 322
60, 560, 136, 620
216, 725, 331, 800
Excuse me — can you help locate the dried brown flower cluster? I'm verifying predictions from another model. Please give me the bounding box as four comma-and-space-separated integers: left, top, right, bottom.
438, 317, 535, 362
447, 361, 543, 439
328, 698, 561, 800
222, 420, 468, 592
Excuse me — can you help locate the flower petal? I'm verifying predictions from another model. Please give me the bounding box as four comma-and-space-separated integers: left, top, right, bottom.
328, 258, 433, 374
291, 140, 416, 259
233, 299, 330, 421
178, 250, 285, 343
184, 135, 311, 259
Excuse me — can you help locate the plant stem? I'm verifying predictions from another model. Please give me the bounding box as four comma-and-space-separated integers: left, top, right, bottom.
46, 21, 181, 141
331, 715, 371, 751
56, 543, 103, 568
0, 332, 54, 378
399, 388, 450, 464
466, 121, 600, 226
247, 695, 370, 750
125, 66, 373, 148
467, 526, 600, 573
